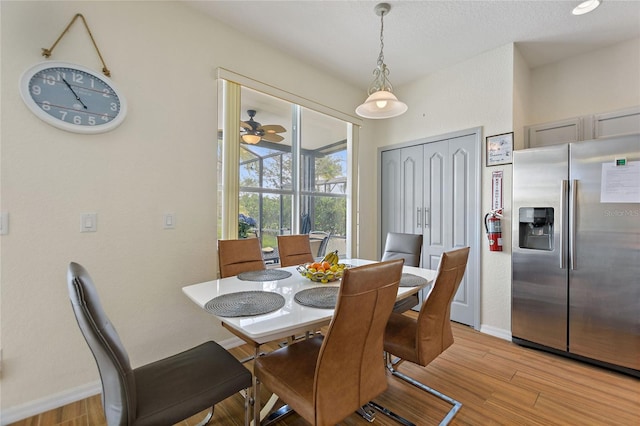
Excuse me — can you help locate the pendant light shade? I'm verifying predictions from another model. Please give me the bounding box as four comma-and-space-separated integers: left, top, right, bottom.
241, 133, 262, 144
356, 3, 407, 119
356, 89, 407, 119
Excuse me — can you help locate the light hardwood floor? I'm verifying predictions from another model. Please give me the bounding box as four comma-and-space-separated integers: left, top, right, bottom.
9, 318, 639, 426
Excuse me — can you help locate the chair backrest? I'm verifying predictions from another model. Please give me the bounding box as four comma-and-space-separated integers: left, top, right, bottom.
416, 247, 470, 366
67, 262, 135, 426
218, 238, 265, 278
313, 259, 404, 425
309, 230, 332, 257
277, 234, 314, 267
381, 232, 423, 267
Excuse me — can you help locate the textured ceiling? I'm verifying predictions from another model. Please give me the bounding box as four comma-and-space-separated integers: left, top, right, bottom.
185, 0, 640, 91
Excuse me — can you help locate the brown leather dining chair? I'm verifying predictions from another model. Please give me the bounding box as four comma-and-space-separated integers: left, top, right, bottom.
277, 234, 315, 267
381, 232, 424, 313
379, 246, 470, 426
218, 238, 266, 278
67, 262, 253, 426
253, 259, 405, 426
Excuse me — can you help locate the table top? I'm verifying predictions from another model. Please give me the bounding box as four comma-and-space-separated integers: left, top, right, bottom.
182, 258, 436, 345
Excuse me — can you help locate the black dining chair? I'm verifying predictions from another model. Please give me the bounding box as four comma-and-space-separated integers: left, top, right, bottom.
67, 262, 253, 426
381, 232, 424, 313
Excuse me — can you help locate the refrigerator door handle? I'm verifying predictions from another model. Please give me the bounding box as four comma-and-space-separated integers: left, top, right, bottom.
417, 207, 422, 227
560, 179, 568, 269
570, 179, 578, 270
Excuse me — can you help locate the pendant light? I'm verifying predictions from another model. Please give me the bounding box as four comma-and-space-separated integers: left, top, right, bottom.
356, 3, 407, 119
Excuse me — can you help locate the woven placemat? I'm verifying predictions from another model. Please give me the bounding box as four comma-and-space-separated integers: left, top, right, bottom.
237, 269, 292, 282
294, 286, 339, 309
205, 291, 285, 317
399, 273, 428, 287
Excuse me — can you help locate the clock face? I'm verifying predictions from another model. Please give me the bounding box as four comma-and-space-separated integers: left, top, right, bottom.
19, 61, 127, 134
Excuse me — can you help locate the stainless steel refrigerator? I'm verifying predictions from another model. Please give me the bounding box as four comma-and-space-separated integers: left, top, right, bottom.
512, 134, 639, 377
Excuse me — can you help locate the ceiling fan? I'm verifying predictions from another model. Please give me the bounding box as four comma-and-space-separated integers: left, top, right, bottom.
240, 109, 286, 144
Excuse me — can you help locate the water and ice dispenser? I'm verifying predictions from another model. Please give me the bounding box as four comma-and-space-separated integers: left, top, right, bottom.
518, 207, 554, 251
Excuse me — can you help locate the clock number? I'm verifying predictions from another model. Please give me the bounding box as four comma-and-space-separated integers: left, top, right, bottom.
102, 88, 111, 98
31, 85, 41, 96
110, 102, 118, 112
43, 73, 56, 85
72, 72, 83, 84
41, 101, 51, 111
101, 114, 109, 122
59, 111, 68, 120
88, 116, 96, 125
73, 115, 82, 125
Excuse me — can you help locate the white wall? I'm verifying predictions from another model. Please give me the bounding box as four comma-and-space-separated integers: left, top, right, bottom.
0, 0, 365, 417
529, 37, 640, 124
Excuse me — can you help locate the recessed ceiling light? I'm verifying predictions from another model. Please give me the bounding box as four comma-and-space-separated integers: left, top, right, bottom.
572, 0, 601, 15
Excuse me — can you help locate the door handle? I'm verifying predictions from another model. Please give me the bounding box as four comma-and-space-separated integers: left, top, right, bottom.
424, 208, 430, 227
570, 179, 578, 270
417, 208, 422, 227
560, 180, 568, 269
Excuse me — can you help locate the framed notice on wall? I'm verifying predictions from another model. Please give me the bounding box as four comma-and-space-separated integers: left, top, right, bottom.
486, 132, 513, 166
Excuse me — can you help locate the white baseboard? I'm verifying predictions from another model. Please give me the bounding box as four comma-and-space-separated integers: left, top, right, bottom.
0, 337, 245, 425
1, 381, 102, 425
480, 324, 512, 341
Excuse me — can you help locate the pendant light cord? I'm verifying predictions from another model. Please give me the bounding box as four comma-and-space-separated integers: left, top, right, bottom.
377, 10, 385, 67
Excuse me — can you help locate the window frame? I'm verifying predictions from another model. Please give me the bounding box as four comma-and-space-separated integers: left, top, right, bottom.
217, 69, 361, 257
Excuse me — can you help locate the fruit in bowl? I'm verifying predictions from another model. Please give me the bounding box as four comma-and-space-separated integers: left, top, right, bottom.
296, 251, 348, 283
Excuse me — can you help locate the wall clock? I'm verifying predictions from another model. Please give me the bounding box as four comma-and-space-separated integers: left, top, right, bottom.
19, 61, 127, 134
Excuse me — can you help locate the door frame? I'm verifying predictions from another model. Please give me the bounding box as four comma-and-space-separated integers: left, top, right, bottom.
377, 127, 482, 330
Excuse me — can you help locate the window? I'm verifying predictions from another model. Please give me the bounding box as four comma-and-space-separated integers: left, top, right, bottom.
217, 77, 356, 259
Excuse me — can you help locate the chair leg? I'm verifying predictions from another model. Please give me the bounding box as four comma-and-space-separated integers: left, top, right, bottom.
244, 387, 251, 426
367, 401, 415, 426
193, 407, 214, 426
356, 405, 376, 422
385, 353, 462, 426
253, 377, 261, 426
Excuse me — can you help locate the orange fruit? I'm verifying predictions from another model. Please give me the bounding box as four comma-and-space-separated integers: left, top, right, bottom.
322, 261, 331, 270
311, 262, 322, 270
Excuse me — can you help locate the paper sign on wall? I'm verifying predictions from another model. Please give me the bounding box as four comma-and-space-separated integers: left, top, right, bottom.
492, 170, 503, 212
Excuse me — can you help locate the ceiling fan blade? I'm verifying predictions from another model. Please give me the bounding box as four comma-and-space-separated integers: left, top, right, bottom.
240, 121, 252, 130
261, 133, 284, 143
259, 124, 286, 134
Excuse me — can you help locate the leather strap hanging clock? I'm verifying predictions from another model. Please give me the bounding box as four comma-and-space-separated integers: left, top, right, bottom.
19, 13, 127, 134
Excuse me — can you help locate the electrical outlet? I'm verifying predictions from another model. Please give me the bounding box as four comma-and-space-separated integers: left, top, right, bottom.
163, 213, 175, 229
81, 213, 97, 232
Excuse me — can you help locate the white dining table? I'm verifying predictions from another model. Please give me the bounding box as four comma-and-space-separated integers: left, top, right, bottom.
182, 258, 436, 346
182, 258, 437, 425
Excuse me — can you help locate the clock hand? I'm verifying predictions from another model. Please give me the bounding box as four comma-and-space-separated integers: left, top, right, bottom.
62, 78, 88, 109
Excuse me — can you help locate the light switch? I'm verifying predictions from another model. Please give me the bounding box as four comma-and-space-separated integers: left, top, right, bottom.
0, 212, 8, 235
81, 213, 97, 232
163, 213, 175, 229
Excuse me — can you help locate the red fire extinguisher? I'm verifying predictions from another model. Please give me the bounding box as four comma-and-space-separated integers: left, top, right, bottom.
484, 211, 503, 252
